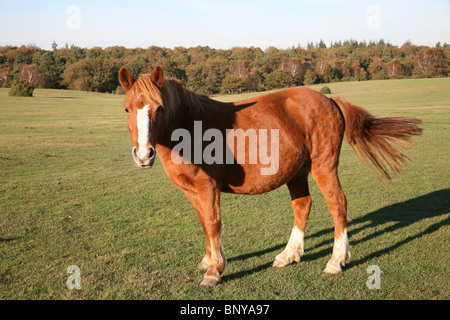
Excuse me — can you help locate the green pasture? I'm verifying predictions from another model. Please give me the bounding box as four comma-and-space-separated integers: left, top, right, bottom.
0, 78, 449, 300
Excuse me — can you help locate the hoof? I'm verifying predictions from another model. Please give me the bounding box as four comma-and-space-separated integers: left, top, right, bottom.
198, 262, 209, 270
272, 258, 289, 268
323, 264, 342, 274
200, 278, 220, 287
272, 253, 300, 268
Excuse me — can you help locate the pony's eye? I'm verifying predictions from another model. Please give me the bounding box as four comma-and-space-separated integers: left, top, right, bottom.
156, 106, 162, 113
125, 108, 130, 113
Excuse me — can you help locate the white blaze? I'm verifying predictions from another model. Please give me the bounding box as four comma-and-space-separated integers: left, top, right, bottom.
137, 105, 150, 160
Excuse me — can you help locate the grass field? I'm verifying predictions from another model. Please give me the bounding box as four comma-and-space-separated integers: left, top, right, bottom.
0, 78, 449, 300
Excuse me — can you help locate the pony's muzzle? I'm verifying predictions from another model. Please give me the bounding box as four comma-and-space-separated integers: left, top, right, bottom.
132, 146, 156, 169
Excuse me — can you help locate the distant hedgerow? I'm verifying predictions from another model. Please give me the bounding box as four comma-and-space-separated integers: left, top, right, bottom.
9, 80, 35, 97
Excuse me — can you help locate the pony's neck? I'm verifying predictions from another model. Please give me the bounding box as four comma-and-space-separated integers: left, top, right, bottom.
161, 79, 206, 129
155, 79, 208, 164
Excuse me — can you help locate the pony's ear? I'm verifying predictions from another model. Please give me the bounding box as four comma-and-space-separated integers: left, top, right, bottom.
150, 66, 164, 88
118, 67, 134, 91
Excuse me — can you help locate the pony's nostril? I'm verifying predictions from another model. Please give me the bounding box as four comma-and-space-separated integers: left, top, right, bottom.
148, 147, 156, 159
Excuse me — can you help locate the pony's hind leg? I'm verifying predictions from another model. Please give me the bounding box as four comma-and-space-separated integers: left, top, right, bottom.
311, 165, 350, 274
273, 169, 312, 268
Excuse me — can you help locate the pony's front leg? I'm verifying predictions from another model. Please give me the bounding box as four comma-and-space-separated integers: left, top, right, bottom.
182, 190, 212, 270
185, 183, 226, 287
200, 217, 226, 287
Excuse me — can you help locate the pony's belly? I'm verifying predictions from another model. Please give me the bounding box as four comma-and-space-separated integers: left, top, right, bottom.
222, 163, 301, 195
222, 181, 284, 195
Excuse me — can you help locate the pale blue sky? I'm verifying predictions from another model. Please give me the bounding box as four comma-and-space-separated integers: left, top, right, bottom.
1, 0, 449, 49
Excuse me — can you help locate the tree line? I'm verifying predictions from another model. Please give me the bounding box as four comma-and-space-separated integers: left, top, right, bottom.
1, 40, 449, 95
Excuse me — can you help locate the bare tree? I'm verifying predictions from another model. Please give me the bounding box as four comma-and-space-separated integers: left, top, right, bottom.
414, 48, 446, 77
385, 59, 404, 77
0, 66, 11, 87
283, 58, 306, 82
19, 64, 44, 88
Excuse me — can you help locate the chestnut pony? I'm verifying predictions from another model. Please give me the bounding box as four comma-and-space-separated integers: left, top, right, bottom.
118, 66, 422, 287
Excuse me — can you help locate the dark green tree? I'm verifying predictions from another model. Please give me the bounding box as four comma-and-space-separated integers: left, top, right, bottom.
264, 70, 297, 90
62, 58, 120, 92
222, 75, 244, 94
33, 51, 66, 88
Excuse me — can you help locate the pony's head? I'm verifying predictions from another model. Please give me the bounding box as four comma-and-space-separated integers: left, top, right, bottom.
119, 66, 165, 169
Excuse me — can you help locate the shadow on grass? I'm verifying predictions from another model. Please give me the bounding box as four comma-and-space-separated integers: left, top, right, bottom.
222, 188, 450, 283
227, 244, 285, 263
221, 244, 285, 284
0, 237, 21, 243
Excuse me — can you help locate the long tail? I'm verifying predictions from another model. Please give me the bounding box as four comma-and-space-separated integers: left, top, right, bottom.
331, 97, 423, 182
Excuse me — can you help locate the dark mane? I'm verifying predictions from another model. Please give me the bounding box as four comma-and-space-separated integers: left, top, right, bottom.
132, 75, 207, 122
163, 78, 208, 114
